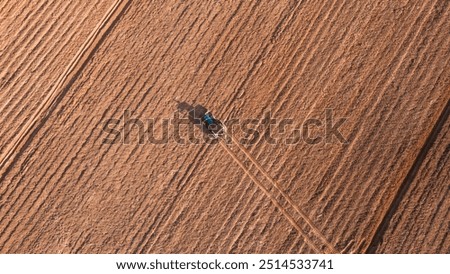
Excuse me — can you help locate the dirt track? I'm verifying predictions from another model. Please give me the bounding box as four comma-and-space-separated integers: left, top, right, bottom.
0, 1, 449, 253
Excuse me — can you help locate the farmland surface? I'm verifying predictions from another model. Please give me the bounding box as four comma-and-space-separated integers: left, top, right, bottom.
0, 0, 448, 253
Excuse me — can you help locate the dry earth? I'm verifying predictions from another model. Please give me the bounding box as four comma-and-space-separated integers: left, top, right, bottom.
0, 0, 448, 253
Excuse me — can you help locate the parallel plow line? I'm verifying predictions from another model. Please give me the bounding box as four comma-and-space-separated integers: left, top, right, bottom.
219, 132, 339, 253
0, 0, 130, 177
228, 134, 339, 253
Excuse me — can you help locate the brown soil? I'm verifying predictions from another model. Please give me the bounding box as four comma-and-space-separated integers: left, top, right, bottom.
0, 0, 448, 253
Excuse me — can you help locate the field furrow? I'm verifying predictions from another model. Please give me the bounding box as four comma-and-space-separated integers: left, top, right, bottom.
0, 0, 448, 253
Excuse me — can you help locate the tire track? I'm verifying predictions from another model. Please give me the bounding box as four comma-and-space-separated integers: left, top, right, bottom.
217, 0, 442, 253
185, 0, 318, 252
228, 134, 339, 253
233, 0, 353, 176
34, 1, 209, 253
120, 1, 270, 252
277, 0, 434, 231
0, 1, 99, 149
0, 0, 118, 228
337, 22, 450, 252
23, 79, 142, 252
365, 96, 450, 253
232, 0, 370, 196
14, 1, 209, 252
323, 0, 450, 251
211, 0, 352, 252
218, 140, 324, 253
387, 152, 449, 253
2, 0, 130, 216
0, 0, 130, 178
0, 0, 132, 249
215, 0, 352, 204
8, 67, 148, 251
197, 0, 334, 253
104, 5, 219, 252
4, 0, 447, 254
245, 1, 380, 191
165, 3, 298, 253
0, 51, 116, 207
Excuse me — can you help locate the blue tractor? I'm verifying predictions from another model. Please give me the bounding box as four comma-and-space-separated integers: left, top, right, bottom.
201, 111, 225, 139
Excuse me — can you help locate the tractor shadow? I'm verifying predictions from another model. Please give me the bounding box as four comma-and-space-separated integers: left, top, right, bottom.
176, 101, 213, 137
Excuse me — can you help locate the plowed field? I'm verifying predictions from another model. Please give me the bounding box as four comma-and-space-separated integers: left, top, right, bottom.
0, 0, 448, 253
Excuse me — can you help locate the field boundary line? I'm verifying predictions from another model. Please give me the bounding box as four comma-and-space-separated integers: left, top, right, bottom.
0, 0, 131, 178
365, 95, 450, 253
228, 134, 339, 253
218, 140, 323, 253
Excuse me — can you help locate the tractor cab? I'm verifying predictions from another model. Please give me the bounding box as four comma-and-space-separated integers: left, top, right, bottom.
201, 111, 225, 139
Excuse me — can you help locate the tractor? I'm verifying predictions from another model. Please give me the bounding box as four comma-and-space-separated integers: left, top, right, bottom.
201, 111, 225, 139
